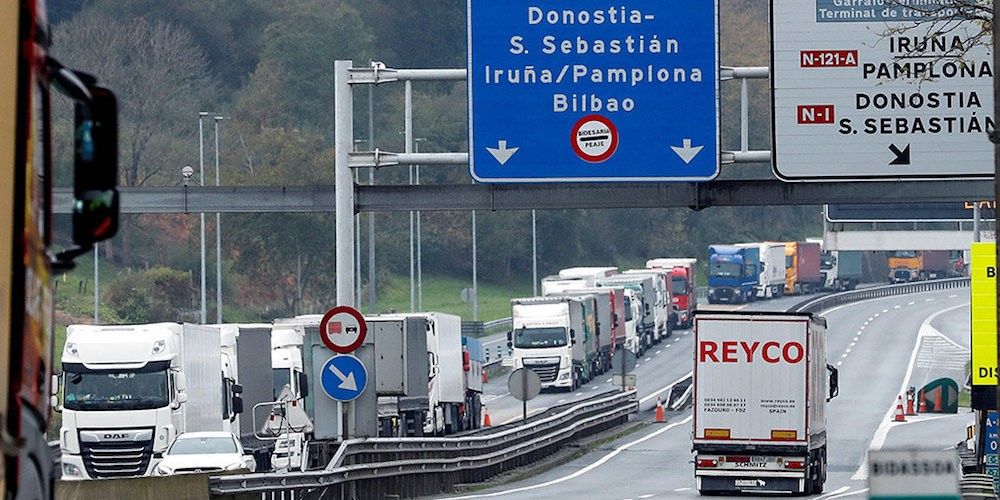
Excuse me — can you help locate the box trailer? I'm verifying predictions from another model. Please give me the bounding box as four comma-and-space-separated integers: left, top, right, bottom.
693, 312, 839, 495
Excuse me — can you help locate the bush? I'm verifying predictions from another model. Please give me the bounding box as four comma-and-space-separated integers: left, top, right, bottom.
104, 267, 195, 323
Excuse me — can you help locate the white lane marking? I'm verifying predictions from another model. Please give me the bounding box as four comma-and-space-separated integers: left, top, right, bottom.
859, 325, 865, 331
845, 348, 852, 353
814, 486, 851, 500
949, 294, 958, 298
575, 392, 583, 397
853, 302, 971, 480
925, 298, 934, 302
673, 488, 691, 492
882, 309, 889, 313
639, 371, 695, 405
893, 305, 901, 309
450, 416, 694, 498
836, 361, 843, 367
829, 488, 869, 499
849, 342, 856, 347
864, 320, 870, 326
907, 301, 915, 306
481, 392, 510, 404
841, 353, 848, 359
638, 495, 654, 499
606, 378, 613, 383
656, 350, 662, 355
591, 386, 600, 391
874, 313, 880, 318
557, 399, 566, 404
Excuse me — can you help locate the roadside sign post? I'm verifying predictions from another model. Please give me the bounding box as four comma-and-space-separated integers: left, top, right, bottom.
467, 0, 720, 182
508, 368, 542, 422
986, 411, 999, 492
612, 350, 638, 392
319, 306, 369, 440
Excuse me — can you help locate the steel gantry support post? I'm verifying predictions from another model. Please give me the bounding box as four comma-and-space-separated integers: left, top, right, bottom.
335, 60, 355, 308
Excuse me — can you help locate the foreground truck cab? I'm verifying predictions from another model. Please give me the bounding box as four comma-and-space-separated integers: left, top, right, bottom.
58, 323, 229, 479
693, 312, 839, 495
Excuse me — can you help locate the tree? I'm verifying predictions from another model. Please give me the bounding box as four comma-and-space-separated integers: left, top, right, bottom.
53, 8, 218, 187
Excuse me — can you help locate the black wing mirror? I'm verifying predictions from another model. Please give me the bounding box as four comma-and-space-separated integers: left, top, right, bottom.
296, 371, 309, 399
827, 364, 839, 401
72, 85, 119, 246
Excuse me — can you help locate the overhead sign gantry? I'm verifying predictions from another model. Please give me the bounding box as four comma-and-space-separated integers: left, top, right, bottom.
467, 1, 720, 182
771, 0, 994, 180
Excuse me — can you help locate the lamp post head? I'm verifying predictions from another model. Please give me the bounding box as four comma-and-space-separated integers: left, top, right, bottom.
181, 165, 194, 186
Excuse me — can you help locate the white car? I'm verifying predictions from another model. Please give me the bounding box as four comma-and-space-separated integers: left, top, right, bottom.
154, 431, 256, 476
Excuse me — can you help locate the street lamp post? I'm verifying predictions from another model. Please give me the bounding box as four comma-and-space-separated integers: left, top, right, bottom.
415, 138, 427, 311
213, 115, 224, 324
198, 112, 207, 324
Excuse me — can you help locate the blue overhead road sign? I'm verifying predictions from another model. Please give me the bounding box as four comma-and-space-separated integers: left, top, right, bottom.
468, 1, 720, 183
321, 355, 368, 402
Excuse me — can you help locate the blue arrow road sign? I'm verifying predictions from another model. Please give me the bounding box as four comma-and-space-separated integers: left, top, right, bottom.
321, 355, 368, 402
468, 0, 720, 182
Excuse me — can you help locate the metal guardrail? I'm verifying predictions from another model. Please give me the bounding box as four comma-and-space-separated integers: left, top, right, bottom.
788, 278, 969, 314
210, 390, 638, 498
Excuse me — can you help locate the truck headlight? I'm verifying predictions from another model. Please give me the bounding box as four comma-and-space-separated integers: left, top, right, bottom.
559, 372, 570, 381
708, 289, 715, 296
154, 463, 173, 476
62, 462, 83, 478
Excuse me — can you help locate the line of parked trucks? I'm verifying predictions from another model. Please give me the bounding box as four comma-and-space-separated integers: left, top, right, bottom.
55, 312, 486, 480
887, 250, 968, 283
707, 240, 864, 304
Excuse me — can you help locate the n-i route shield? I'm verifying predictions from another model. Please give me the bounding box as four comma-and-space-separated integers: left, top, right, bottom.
467, 0, 720, 182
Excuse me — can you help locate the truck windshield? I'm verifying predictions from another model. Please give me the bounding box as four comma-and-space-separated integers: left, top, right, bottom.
785, 255, 794, 268
273, 368, 291, 400
514, 327, 568, 348
671, 277, 687, 295
820, 255, 834, 270
708, 262, 741, 278
891, 251, 917, 258
623, 296, 634, 321
63, 363, 170, 411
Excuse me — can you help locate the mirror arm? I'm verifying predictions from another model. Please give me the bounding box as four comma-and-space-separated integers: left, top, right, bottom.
51, 245, 93, 274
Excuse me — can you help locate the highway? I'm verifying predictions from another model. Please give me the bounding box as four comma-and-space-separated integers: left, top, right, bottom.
448, 287, 973, 499
478, 295, 812, 427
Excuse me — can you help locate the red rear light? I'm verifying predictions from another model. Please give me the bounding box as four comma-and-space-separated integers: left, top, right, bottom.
726, 456, 751, 463
784, 460, 807, 469
697, 459, 719, 468
463, 350, 471, 372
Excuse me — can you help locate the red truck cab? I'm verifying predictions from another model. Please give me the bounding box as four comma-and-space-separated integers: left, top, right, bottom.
647, 258, 698, 329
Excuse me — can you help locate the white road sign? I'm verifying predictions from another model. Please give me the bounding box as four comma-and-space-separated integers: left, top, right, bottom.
771, 0, 994, 181
868, 449, 960, 499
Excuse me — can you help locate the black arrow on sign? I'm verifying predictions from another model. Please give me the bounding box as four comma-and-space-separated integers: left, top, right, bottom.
888, 143, 910, 166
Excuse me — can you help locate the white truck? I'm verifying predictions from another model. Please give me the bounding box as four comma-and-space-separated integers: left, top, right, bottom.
597, 275, 657, 352
736, 242, 787, 299
558, 266, 618, 281
622, 269, 675, 340
370, 313, 483, 436
264, 317, 315, 472
510, 296, 599, 391
57, 323, 238, 479
546, 288, 621, 374
542, 279, 642, 356
693, 312, 839, 495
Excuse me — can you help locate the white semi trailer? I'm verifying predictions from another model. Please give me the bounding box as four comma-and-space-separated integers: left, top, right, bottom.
693, 312, 839, 495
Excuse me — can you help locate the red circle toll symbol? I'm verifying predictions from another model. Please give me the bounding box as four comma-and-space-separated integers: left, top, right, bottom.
319, 305, 367, 354
571, 115, 619, 163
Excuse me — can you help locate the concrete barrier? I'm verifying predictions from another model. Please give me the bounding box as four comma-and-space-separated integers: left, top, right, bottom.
56, 474, 211, 500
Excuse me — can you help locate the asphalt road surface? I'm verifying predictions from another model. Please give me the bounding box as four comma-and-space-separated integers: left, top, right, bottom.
447, 287, 972, 499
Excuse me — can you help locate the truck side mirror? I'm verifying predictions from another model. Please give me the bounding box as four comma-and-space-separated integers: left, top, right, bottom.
569, 329, 576, 345
72, 85, 119, 246
50, 374, 60, 397
296, 371, 309, 399
232, 395, 244, 416
826, 364, 839, 401
645, 304, 650, 314
507, 330, 513, 349
232, 383, 244, 395
50, 395, 61, 413
174, 372, 187, 393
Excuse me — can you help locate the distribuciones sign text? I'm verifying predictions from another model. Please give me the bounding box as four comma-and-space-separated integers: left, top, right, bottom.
467, 0, 719, 182
971, 243, 996, 385
771, 0, 994, 180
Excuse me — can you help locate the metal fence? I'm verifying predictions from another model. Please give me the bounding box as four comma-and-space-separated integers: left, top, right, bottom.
788, 278, 969, 314
210, 390, 637, 499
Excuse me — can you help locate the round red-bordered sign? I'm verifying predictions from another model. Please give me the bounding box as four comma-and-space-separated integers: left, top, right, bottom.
571, 115, 619, 163
319, 306, 367, 354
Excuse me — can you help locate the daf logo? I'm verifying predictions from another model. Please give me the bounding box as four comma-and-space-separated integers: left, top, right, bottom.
103, 433, 129, 440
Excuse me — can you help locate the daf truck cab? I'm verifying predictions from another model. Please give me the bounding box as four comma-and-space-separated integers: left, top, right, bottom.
510, 296, 598, 391
57, 323, 235, 480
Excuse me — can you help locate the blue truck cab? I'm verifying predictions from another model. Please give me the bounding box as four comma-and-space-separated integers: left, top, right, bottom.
707, 245, 760, 304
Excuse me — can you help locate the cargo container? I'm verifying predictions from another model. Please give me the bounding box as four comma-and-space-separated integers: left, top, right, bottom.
646, 258, 698, 328
693, 312, 839, 495
820, 251, 862, 291
784, 242, 823, 295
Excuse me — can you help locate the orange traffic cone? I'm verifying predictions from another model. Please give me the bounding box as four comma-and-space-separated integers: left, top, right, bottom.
655, 397, 666, 423
483, 406, 492, 427
906, 395, 915, 416
894, 396, 907, 422
482, 368, 488, 384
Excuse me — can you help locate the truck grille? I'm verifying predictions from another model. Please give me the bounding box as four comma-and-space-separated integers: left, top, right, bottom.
79, 428, 154, 478
525, 362, 560, 383
713, 288, 733, 300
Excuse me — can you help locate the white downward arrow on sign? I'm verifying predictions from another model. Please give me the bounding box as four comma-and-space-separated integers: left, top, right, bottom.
671, 139, 704, 164
328, 363, 358, 391
486, 140, 519, 165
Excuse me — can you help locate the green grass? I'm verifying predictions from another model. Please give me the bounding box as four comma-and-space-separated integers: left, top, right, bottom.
371, 273, 531, 323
